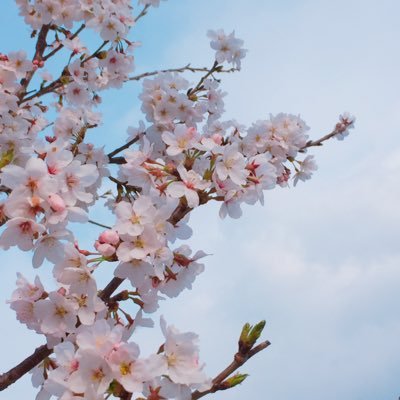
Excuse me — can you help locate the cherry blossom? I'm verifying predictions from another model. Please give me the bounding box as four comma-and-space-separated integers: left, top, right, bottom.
0, 2, 355, 399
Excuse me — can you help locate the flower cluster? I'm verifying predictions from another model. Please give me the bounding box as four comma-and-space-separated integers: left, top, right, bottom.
17, 0, 135, 40
207, 29, 247, 69
32, 319, 209, 399
1, 1, 355, 399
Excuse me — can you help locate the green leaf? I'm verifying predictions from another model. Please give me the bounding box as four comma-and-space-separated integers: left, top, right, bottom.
220, 373, 249, 390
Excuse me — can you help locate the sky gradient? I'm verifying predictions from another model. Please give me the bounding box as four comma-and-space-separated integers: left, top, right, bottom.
1, 1, 400, 399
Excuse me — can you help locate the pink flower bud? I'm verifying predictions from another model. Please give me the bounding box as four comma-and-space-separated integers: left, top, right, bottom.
95, 241, 116, 257
48, 194, 66, 212
99, 230, 119, 245
187, 127, 197, 138
212, 133, 223, 145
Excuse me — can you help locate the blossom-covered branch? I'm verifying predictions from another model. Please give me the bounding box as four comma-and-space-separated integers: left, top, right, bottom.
0, 0, 354, 399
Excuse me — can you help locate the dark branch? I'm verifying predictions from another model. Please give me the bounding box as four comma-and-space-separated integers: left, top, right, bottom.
107, 136, 141, 159
17, 24, 50, 100
88, 219, 112, 230
0, 344, 51, 391
42, 24, 85, 62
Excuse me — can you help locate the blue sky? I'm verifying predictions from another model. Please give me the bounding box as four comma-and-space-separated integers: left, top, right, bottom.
1, 1, 400, 399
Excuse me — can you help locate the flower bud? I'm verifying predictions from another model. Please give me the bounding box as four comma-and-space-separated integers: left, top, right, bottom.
48, 194, 66, 212
96, 51, 108, 60
98, 230, 119, 245
95, 241, 116, 258
212, 133, 223, 145
220, 373, 248, 390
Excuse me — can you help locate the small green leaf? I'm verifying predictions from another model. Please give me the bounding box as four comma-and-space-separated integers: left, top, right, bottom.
248, 320, 266, 346
220, 373, 249, 390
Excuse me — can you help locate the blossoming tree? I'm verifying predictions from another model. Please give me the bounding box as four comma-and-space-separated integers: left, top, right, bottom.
0, 1, 355, 399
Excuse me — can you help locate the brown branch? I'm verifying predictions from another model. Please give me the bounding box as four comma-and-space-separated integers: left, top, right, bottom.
18, 5, 146, 104
127, 64, 236, 83
108, 156, 126, 165
20, 64, 235, 105
99, 277, 125, 302
17, 24, 50, 100
191, 341, 271, 400
19, 78, 64, 104
107, 136, 141, 159
0, 344, 52, 391
42, 24, 86, 62
189, 61, 219, 96
0, 185, 11, 194
300, 129, 337, 151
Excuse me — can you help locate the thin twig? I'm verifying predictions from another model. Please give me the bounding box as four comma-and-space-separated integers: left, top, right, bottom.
19, 78, 64, 104
300, 129, 337, 151
134, 4, 151, 23
42, 24, 86, 62
17, 24, 50, 100
81, 40, 109, 66
20, 63, 236, 105
127, 63, 236, 82
107, 136, 141, 159
88, 219, 112, 230
189, 61, 219, 95
191, 341, 271, 400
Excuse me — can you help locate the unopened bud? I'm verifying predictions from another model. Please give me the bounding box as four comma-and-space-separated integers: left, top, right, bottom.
48, 194, 66, 212
99, 230, 119, 245
248, 320, 266, 345
96, 51, 108, 60
220, 373, 249, 390
238, 320, 266, 354
60, 75, 70, 85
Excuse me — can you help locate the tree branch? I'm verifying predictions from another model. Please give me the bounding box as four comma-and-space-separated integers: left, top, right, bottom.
17, 24, 50, 100
192, 341, 271, 399
88, 219, 112, 230
19, 78, 64, 104
42, 23, 86, 62
107, 136, 141, 159
300, 129, 337, 151
0, 344, 52, 391
127, 63, 236, 83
